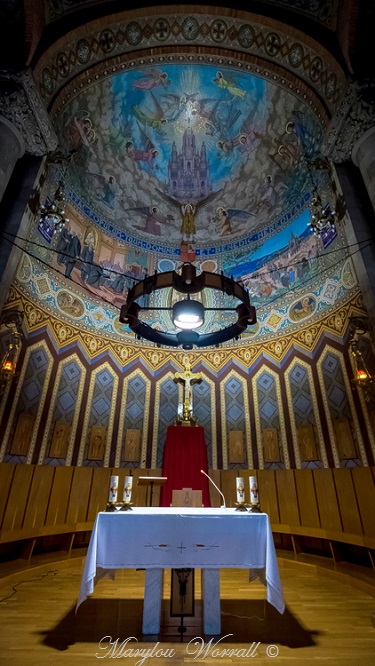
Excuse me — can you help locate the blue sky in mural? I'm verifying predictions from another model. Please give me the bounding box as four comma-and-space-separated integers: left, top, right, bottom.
59, 59, 323, 246
111, 63, 267, 185
224, 208, 311, 277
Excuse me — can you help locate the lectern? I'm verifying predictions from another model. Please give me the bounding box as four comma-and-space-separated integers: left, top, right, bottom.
138, 476, 167, 507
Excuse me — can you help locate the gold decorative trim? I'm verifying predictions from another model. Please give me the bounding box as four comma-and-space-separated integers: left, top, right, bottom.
220, 370, 252, 470
252, 365, 290, 469
77, 362, 119, 466
284, 357, 328, 468
114, 369, 151, 468
152, 371, 176, 469
316, 345, 368, 467
37, 353, 86, 465
0, 341, 53, 464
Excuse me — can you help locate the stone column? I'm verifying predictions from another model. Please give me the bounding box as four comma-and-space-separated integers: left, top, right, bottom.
322, 80, 375, 329
0, 68, 58, 310
0, 115, 25, 202
352, 126, 375, 213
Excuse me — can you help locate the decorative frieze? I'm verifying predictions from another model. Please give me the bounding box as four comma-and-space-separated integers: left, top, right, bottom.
322, 79, 375, 162
0, 68, 57, 156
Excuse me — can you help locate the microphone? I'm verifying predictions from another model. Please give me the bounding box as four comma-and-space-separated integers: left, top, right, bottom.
201, 469, 226, 509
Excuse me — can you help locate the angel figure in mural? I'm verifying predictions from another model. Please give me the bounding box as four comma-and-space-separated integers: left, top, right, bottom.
256, 174, 288, 213
126, 123, 160, 170
132, 92, 168, 134
285, 109, 317, 154
63, 110, 96, 154
125, 204, 174, 236
186, 95, 225, 136
85, 173, 121, 210
156, 189, 223, 241
213, 71, 247, 98
132, 68, 171, 90
235, 113, 265, 156
214, 206, 255, 236
215, 109, 249, 155
159, 92, 199, 122
188, 95, 232, 137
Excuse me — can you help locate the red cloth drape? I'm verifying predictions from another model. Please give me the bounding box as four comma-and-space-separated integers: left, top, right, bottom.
160, 425, 211, 507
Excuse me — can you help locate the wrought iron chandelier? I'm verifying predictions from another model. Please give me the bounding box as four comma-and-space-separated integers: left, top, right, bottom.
38, 181, 69, 234
305, 156, 337, 238
119, 263, 256, 350
309, 191, 336, 237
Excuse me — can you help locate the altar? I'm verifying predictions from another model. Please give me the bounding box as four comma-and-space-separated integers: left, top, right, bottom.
76, 507, 285, 635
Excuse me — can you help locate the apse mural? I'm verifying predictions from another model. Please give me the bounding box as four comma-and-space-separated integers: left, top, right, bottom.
57, 63, 323, 245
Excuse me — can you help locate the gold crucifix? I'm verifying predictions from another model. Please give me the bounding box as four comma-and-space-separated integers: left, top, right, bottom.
173, 361, 202, 424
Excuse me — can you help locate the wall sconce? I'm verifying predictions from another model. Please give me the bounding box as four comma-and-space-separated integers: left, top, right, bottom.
0, 309, 23, 392
349, 316, 375, 401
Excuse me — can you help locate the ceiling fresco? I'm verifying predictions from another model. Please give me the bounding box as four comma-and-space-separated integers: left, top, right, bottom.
20, 59, 356, 349
57, 63, 324, 248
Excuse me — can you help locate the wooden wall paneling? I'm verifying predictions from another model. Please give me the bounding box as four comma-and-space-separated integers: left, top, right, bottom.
257, 470, 280, 524
275, 470, 300, 527
351, 467, 375, 538
313, 469, 342, 533
294, 469, 321, 529
220, 470, 238, 508
208, 469, 221, 507
1, 465, 35, 532
45, 467, 74, 527
23, 465, 54, 530
127, 467, 143, 506
333, 469, 363, 536
130, 468, 148, 506
65, 467, 94, 525
148, 468, 162, 507
0, 463, 16, 529
87, 468, 112, 521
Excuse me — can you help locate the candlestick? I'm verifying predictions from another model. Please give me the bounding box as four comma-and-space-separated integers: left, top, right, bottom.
120, 476, 133, 511
106, 475, 118, 512
123, 476, 133, 502
236, 477, 245, 503
249, 475, 261, 512
235, 476, 247, 511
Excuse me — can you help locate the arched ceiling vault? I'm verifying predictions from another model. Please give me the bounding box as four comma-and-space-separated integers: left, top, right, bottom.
9, 3, 363, 351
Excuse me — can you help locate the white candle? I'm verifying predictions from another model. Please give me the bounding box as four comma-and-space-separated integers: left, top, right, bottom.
109, 475, 118, 503
236, 477, 245, 503
123, 476, 133, 502
249, 476, 259, 505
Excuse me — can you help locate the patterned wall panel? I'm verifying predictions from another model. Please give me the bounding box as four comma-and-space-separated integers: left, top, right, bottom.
317, 346, 367, 467
193, 378, 215, 470
152, 373, 178, 469
220, 371, 252, 471
38, 355, 86, 465
77, 363, 118, 467
285, 359, 327, 469
252, 366, 289, 470
0, 342, 53, 464
122, 373, 147, 468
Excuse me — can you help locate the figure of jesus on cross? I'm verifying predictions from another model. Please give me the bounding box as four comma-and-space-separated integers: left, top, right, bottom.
173, 361, 202, 424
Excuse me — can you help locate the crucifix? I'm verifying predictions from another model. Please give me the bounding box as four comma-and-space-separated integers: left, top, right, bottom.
173, 361, 202, 425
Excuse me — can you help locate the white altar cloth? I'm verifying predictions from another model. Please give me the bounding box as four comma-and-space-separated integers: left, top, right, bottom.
76, 507, 285, 616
